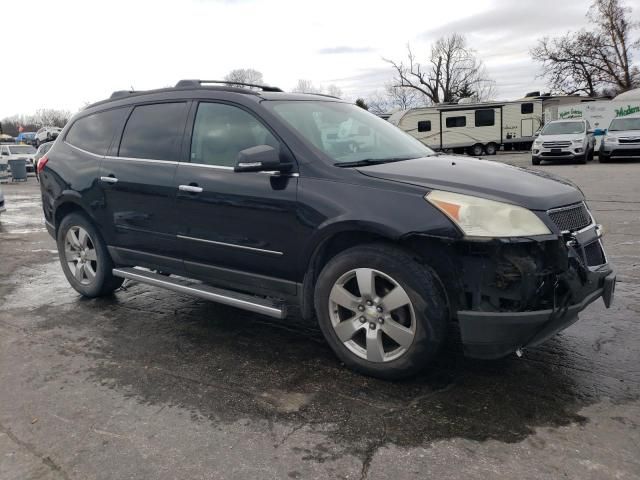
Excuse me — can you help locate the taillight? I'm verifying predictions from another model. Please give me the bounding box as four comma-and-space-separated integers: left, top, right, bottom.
37, 155, 48, 174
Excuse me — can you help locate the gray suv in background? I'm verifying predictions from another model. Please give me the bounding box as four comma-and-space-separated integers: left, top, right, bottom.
600, 115, 640, 163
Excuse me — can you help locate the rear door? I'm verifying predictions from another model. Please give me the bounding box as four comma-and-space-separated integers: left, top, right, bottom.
98, 101, 189, 272
174, 101, 300, 295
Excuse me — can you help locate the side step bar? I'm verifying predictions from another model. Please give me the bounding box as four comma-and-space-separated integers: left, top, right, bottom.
112, 267, 286, 319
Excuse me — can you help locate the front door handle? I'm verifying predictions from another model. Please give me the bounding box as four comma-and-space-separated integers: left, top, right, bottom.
100, 176, 118, 184
178, 184, 203, 193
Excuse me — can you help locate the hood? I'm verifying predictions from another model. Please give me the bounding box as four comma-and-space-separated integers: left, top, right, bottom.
537, 133, 584, 142
357, 155, 583, 211
606, 129, 640, 139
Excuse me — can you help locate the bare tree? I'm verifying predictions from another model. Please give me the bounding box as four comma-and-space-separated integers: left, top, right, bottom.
224, 68, 265, 86
588, 0, 639, 91
532, 0, 639, 95
367, 83, 429, 114
531, 32, 606, 96
326, 84, 343, 98
291, 79, 323, 94
32, 108, 72, 128
385, 34, 495, 104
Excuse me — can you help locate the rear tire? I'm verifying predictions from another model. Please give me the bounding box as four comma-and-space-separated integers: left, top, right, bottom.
469, 144, 484, 157
56, 212, 123, 297
485, 142, 498, 155
314, 244, 448, 380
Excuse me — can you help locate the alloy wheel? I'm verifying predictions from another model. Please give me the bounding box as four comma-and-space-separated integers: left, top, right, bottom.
64, 226, 98, 285
328, 268, 416, 363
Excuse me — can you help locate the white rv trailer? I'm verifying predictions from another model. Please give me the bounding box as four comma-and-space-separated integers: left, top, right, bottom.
389, 92, 600, 156
388, 99, 543, 155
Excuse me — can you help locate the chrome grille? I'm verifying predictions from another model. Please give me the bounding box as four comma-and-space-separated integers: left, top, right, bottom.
547, 203, 592, 232
542, 141, 571, 148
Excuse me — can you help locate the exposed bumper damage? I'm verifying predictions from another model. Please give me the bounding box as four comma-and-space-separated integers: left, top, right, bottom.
453, 224, 615, 358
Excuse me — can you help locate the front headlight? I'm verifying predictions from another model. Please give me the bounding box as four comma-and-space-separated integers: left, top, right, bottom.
572, 138, 584, 144
604, 136, 618, 144
533, 139, 542, 146
425, 190, 551, 238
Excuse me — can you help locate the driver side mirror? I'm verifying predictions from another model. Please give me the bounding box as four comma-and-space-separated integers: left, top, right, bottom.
234, 145, 289, 173
1, 151, 8, 156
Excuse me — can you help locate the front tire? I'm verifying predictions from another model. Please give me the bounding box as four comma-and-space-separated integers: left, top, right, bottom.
314, 244, 448, 380
57, 212, 123, 297
532, 156, 541, 165
469, 144, 485, 157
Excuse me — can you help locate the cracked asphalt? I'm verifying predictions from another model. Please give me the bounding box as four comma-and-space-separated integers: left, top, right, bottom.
1, 153, 639, 480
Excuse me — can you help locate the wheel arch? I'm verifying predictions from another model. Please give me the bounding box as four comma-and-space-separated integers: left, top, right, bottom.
52, 191, 94, 235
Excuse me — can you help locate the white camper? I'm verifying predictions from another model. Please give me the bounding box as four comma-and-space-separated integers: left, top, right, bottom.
388, 99, 543, 155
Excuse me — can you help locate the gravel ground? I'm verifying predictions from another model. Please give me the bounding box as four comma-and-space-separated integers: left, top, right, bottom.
0, 153, 638, 480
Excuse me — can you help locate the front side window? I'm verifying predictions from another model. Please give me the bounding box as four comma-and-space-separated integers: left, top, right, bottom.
266, 101, 434, 164
541, 121, 585, 135
446, 116, 466, 128
119, 102, 188, 161
66, 108, 128, 155
475, 109, 495, 127
190, 103, 278, 167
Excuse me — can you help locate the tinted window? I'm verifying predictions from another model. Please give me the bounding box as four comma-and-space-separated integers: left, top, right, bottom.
521, 103, 534, 114
418, 120, 431, 132
119, 103, 188, 161
190, 103, 279, 167
446, 116, 466, 128
66, 108, 128, 155
475, 109, 494, 127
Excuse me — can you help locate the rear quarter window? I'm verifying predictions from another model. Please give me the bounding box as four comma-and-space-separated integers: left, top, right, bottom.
66, 108, 129, 155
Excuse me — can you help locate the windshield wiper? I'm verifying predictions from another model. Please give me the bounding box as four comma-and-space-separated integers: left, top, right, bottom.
334, 157, 418, 168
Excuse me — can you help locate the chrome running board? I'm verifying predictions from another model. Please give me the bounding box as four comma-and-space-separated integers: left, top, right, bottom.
112, 267, 286, 319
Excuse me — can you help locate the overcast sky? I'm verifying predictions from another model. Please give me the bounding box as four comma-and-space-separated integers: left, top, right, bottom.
1, 0, 637, 119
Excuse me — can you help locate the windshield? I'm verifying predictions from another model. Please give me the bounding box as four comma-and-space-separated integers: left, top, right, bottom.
266, 101, 435, 164
541, 121, 585, 135
9, 145, 36, 154
609, 117, 640, 131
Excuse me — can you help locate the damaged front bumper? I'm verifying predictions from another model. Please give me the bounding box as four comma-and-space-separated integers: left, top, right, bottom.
452, 224, 615, 359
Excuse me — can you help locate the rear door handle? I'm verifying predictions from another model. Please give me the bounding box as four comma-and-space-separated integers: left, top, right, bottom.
100, 176, 118, 184
178, 184, 203, 193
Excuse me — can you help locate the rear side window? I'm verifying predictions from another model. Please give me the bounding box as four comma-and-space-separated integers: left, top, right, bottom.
119, 103, 188, 161
475, 109, 495, 127
446, 116, 466, 128
66, 108, 128, 155
521, 103, 534, 114
417, 120, 431, 132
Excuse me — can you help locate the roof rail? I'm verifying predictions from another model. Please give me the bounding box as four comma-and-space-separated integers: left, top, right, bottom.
110, 90, 135, 99
175, 79, 283, 92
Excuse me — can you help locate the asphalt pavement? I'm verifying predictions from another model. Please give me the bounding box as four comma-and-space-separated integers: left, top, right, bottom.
0, 153, 638, 480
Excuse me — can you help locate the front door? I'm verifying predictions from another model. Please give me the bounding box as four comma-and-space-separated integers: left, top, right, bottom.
99, 101, 189, 271
175, 101, 299, 296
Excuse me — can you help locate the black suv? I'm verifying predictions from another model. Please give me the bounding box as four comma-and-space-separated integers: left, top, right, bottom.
39, 80, 616, 379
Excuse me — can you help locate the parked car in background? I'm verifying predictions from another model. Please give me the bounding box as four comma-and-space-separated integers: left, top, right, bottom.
34, 141, 54, 179
35, 126, 62, 146
531, 119, 595, 165
599, 114, 640, 163
39, 79, 615, 379
1, 143, 37, 173
15, 132, 37, 146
